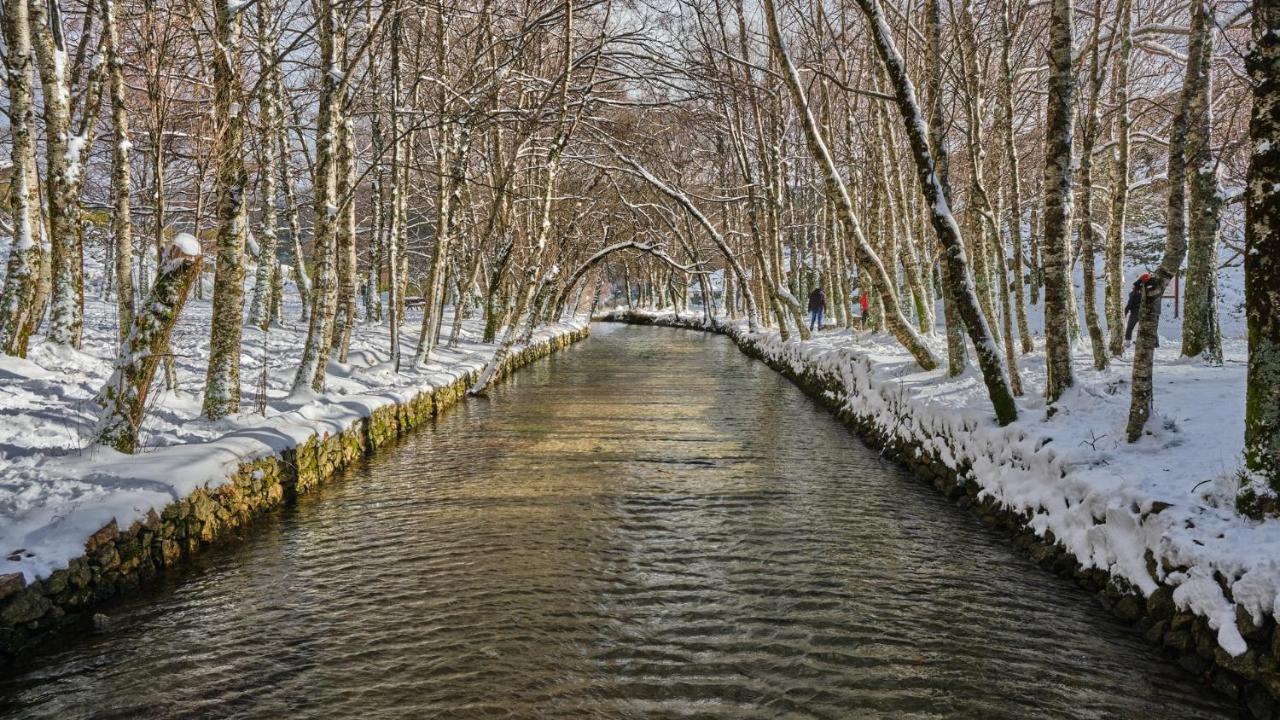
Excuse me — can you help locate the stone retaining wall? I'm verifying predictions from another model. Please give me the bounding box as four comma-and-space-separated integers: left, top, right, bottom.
604, 310, 1275, 719
0, 326, 589, 669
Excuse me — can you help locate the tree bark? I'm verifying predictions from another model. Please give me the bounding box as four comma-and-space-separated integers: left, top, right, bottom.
1041, 0, 1076, 402
1243, 0, 1280, 480
0, 0, 44, 357
202, 0, 249, 419
331, 104, 358, 361
280, 106, 309, 324
1180, 0, 1223, 363
999, 0, 1032, 356
925, 0, 967, 375
248, 0, 281, 331
95, 240, 202, 454
30, 0, 102, 348
101, 0, 133, 345
1126, 8, 1194, 442
1078, 0, 1110, 371
291, 0, 342, 393
1105, 0, 1132, 357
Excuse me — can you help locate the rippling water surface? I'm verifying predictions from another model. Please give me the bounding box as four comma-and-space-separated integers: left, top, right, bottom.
0, 324, 1238, 719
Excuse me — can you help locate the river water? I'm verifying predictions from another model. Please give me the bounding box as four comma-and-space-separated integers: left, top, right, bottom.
0, 323, 1238, 719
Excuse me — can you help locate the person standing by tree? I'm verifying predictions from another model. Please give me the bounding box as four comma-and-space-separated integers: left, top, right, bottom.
808, 286, 826, 331
1123, 274, 1150, 345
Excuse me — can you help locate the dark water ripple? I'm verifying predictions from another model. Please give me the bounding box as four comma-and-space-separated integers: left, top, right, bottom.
0, 324, 1238, 719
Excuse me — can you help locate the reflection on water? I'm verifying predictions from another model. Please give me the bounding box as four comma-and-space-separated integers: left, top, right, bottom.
0, 324, 1237, 719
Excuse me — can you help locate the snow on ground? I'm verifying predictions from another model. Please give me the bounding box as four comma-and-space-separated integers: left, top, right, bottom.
612, 302, 1270, 658
0, 285, 585, 584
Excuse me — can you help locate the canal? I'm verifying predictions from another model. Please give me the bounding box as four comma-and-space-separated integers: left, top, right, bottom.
0, 323, 1237, 718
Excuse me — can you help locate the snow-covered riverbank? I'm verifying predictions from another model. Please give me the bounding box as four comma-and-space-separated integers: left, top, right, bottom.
602, 307, 1277, 711
0, 291, 587, 587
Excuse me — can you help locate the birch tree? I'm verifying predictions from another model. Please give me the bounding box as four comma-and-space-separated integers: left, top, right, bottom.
30, 0, 104, 348
203, 0, 249, 419
1244, 0, 1280, 482
95, 238, 202, 454
926, 0, 968, 374
0, 0, 45, 357
291, 0, 343, 394
248, 0, 283, 331
1041, 0, 1076, 402
844, 0, 1018, 423
1126, 0, 1198, 442
1105, 0, 1132, 358
1179, 0, 1223, 363
102, 0, 133, 343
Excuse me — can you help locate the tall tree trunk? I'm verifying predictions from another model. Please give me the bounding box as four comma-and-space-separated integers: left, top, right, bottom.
248, 0, 281, 331
102, 0, 133, 345
1105, 0, 1132, 357
367, 73, 385, 325
331, 104, 358, 361
291, 0, 342, 393
1180, 0, 1222, 363
1244, 0, 1280, 481
1041, 0, 1076, 402
999, 0, 1033, 356
1078, 1, 1110, 372
0, 0, 44, 357
280, 115, 309, 323
146, 142, 162, 299
1126, 5, 1196, 442
992, 186, 1023, 396
956, 0, 1001, 342
30, 0, 101, 348
386, 4, 404, 367
202, 0, 249, 419
925, 0, 966, 374
1029, 192, 1042, 305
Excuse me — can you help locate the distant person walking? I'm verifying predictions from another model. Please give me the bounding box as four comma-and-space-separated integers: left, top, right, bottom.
1124, 273, 1151, 343
808, 287, 826, 331
858, 291, 869, 329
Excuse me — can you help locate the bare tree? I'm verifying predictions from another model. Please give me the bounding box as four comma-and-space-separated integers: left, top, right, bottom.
1180, 0, 1222, 363
203, 0, 250, 419
1040, 0, 1076, 402
0, 0, 45, 356
31, 0, 104, 347
1244, 0, 1280, 482
102, 0, 134, 343
763, 0, 938, 371
96, 238, 202, 453
1126, 0, 1202, 441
